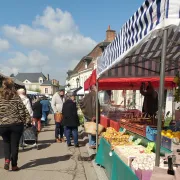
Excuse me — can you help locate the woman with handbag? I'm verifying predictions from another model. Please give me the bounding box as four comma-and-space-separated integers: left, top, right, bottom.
51, 88, 65, 143
0, 78, 31, 171
62, 92, 79, 147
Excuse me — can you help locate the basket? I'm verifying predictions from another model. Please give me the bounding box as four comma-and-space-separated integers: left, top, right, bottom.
84, 122, 104, 135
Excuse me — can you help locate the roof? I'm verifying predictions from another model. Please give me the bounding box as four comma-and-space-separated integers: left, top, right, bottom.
40, 80, 52, 86
15, 72, 46, 82
11, 78, 25, 87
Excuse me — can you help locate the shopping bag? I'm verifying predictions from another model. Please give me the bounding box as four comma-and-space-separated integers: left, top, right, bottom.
54, 112, 63, 123
84, 122, 104, 135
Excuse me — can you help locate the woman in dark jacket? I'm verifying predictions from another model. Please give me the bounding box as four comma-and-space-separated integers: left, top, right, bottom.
62, 92, 79, 147
32, 98, 42, 132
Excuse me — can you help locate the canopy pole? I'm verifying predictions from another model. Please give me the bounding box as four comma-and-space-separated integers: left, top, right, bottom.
96, 80, 99, 153
155, 29, 168, 166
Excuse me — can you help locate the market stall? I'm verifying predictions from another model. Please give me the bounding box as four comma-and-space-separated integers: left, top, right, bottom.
94, 0, 180, 179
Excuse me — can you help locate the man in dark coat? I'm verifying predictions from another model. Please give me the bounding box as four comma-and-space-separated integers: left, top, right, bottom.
62, 92, 79, 147
140, 82, 158, 117
80, 85, 100, 149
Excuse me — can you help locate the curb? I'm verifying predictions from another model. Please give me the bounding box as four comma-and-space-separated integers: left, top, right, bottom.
79, 127, 108, 180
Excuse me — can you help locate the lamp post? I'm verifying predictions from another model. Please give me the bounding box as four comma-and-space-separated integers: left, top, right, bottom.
76, 78, 79, 88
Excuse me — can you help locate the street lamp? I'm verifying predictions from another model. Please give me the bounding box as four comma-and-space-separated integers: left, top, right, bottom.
76, 78, 79, 88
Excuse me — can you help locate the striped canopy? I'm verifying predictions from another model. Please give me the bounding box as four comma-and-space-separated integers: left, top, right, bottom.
97, 0, 180, 78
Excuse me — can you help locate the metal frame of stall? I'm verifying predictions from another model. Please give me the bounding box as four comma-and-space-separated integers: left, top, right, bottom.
95, 0, 180, 166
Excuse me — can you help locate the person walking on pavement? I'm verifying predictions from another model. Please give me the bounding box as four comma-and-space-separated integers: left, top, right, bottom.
0, 78, 31, 171
51, 88, 65, 143
80, 85, 99, 149
62, 92, 80, 147
32, 98, 42, 132
17, 88, 33, 117
40, 96, 51, 126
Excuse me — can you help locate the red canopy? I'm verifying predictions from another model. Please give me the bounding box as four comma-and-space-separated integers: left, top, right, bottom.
84, 69, 175, 90
98, 77, 175, 90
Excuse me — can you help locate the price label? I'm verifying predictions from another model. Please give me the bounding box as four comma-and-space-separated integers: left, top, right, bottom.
129, 135, 134, 142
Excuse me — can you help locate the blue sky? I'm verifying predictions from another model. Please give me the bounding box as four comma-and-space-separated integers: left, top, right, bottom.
0, 0, 144, 84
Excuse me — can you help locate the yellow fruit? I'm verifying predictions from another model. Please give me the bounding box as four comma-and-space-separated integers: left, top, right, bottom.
161, 132, 165, 136
166, 132, 172, 138
167, 130, 172, 133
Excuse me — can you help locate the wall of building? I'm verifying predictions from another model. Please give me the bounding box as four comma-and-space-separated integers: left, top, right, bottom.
25, 83, 41, 91
40, 85, 52, 95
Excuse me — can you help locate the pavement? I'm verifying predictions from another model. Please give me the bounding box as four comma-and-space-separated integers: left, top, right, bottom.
0, 115, 99, 180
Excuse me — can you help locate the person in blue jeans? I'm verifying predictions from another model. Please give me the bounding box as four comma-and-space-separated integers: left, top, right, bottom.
62, 92, 79, 147
40, 96, 51, 126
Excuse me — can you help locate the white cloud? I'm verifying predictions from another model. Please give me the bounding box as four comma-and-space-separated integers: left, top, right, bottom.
8, 50, 49, 67
3, 25, 50, 48
0, 64, 18, 76
0, 38, 10, 52
33, 7, 78, 35
1, 6, 97, 84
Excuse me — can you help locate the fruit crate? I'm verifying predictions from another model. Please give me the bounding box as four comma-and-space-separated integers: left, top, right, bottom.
146, 126, 157, 141
120, 121, 146, 137
161, 136, 173, 151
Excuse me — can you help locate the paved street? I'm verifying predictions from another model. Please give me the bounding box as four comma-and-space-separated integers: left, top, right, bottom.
0, 115, 98, 180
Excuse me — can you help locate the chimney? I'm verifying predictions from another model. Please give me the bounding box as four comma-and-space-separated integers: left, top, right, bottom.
106, 25, 116, 42
47, 74, 49, 81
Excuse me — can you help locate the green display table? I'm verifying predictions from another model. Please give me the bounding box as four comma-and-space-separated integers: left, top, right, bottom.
95, 138, 138, 180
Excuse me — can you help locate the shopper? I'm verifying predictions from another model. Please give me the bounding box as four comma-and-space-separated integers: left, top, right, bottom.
17, 88, 33, 117
80, 85, 99, 149
40, 96, 51, 126
140, 82, 158, 117
62, 92, 79, 147
32, 98, 42, 132
51, 88, 65, 143
0, 78, 31, 171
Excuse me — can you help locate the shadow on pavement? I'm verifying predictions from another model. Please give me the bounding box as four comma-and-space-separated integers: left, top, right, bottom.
38, 139, 55, 144
20, 154, 72, 169
78, 139, 89, 147
78, 154, 96, 162
19, 143, 51, 152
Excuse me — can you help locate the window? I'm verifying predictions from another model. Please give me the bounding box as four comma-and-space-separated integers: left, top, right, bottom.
45, 88, 48, 94
39, 77, 43, 84
85, 61, 88, 69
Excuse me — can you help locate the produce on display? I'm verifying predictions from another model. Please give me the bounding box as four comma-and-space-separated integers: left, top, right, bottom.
102, 127, 131, 146
131, 153, 164, 171
173, 73, 180, 103
161, 130, 180, 140
114, 145, 145, 166
144, 142, 155, 154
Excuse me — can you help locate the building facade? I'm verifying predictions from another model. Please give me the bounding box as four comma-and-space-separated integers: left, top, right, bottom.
66, 26, 116, 92
15, 73, 59, 95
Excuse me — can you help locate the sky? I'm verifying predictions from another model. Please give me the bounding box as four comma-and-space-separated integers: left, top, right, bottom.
0, 0, 144, 84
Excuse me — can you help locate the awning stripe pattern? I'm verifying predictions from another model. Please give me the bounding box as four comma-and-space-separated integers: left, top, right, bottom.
101, 27, 180, 78
97, 0, 180, 77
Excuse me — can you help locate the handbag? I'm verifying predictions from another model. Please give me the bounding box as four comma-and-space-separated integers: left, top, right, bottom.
54, 112, 63, 123
84, 122, 104, 135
